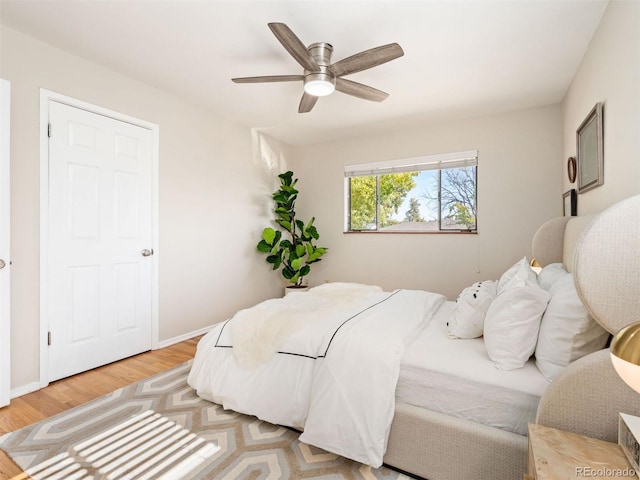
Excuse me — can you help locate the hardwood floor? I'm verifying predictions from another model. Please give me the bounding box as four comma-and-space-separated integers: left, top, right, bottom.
0, 336, 201, 480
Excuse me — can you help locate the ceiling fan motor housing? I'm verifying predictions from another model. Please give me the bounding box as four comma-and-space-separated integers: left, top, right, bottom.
304, 42, 336, 96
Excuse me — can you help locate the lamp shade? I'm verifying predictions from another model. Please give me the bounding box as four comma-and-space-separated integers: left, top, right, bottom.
611, 322, 640, 394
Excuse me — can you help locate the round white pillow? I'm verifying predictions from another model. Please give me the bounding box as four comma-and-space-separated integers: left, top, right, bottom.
537, 263, 568, 291
448, 280, 497, 339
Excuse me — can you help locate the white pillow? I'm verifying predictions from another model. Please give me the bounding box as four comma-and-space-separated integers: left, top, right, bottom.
535, 274, 610, 381
448, 281, 497, 339
484, 277, 551, 370
537, 263, 568, 291
497, 257, 537, 294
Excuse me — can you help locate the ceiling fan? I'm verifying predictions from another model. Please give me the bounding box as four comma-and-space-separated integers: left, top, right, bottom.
232, 23, 404, 113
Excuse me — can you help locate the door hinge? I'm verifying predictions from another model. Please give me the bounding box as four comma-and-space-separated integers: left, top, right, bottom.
47, 331, 51, 346
47, 123, 51, 138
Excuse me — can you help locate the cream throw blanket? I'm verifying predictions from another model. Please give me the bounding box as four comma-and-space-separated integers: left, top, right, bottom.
230, 283, 383, 368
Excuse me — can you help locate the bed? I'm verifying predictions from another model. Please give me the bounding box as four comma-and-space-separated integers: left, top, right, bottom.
188, 194, 640, 480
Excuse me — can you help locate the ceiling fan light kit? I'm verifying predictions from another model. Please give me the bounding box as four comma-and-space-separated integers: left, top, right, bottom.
232, 23, 404, 113
303, 42, 335, 97
304, 76, 335, 97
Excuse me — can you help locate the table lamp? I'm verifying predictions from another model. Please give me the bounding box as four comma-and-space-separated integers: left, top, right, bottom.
611, 322, 640, 394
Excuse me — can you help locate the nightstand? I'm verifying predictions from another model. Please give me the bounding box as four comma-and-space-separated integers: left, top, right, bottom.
527, 423, 634, 479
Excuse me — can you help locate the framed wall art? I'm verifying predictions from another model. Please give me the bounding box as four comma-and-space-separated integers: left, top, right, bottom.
563, 189, 577, 216
576, 102, 604, 193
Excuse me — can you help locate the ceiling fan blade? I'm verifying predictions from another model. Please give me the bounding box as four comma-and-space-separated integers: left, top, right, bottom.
232, 75, 303, 83
329, 43, 404, 77
335, 78, 389, 102
298, 92, 318, 113
268, 23, 320, 72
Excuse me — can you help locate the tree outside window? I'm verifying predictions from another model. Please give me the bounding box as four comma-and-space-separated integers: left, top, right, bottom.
346, 152, 477, 232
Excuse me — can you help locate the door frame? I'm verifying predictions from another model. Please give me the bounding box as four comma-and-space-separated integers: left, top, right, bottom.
0, 79, 11, 406
39, 89, 160, 387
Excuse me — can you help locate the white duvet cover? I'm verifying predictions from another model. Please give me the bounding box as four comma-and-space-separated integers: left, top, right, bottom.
188, 286, 445, 467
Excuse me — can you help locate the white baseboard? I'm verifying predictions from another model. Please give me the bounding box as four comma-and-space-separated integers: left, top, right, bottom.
11, 381, 41, 399
156, 325, 213, 350
8, 328, 211, 401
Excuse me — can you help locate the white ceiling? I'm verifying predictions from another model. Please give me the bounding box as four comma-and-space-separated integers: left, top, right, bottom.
0, 0, 608, 146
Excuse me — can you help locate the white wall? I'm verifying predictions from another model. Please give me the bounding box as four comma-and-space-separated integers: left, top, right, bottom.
290, 105, 562, 299
1, 26, 284, 392
561, 0, 640, 213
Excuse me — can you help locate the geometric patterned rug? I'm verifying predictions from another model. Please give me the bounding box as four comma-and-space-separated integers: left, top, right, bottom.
0, 362, 413, 479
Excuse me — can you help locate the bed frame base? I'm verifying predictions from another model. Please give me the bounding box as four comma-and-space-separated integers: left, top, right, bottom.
385, 403, 527, 480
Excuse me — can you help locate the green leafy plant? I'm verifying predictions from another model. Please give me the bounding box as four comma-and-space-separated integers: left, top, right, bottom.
257, 171, 327, 286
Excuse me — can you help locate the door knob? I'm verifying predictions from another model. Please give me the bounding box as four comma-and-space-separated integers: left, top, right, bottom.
0, 259, 5, 269
141, 249, 154, 257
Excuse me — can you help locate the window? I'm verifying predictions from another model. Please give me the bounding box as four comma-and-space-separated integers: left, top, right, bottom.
345, 150, 477, 233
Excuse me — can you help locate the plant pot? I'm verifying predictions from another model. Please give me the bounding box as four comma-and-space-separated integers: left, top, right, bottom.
284, 285, 309, 296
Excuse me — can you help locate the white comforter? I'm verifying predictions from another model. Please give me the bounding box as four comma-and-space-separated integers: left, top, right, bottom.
188, 284, 445, 467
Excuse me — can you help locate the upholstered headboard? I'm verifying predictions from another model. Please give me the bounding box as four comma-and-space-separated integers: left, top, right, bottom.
536, 194, 640, 442
574, 195, 640, 335
532, 195, 640, 334
531, 215, 595, 272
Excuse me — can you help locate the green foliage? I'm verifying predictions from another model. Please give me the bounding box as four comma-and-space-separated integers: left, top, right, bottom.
348, 176, 377, 230
256, 171, 328, 286
449, 202, 475, 229
404, 198, 425, 222
349, 172, 418, 230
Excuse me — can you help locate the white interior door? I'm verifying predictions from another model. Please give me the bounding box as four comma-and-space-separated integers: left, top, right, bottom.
0, 79, 11, 407
48, 100, 153, 382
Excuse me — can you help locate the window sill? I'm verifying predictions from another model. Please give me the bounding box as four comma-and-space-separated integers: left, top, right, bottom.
343, 230, 478, 235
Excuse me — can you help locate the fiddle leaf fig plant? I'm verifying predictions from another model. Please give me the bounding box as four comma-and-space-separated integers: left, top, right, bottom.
257, 171, 327, 286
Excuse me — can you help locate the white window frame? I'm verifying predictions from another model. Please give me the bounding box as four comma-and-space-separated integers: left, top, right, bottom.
344, 150, 478, 233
